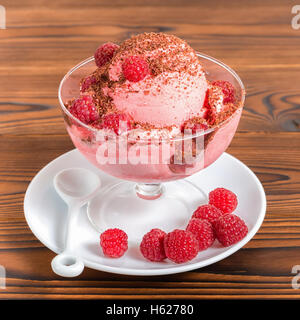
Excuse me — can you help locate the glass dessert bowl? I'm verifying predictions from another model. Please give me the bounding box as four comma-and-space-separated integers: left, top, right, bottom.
58, 49, 245, 237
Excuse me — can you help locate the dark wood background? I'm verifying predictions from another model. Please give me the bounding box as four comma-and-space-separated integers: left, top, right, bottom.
0, 0, 300, 299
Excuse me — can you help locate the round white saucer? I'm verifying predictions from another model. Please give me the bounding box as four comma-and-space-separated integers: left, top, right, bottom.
24, 149, 266, 276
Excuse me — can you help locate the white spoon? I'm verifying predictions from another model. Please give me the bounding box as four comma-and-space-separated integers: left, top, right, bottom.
51, 168, 101, 277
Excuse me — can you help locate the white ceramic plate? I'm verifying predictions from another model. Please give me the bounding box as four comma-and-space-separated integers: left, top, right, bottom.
24, 149, 266, 276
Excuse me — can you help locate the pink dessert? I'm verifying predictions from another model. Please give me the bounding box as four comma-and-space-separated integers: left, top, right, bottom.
61, 33, 244, 182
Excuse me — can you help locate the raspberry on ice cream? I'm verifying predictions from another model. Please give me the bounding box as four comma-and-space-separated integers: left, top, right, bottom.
212, 80, 235, 104
205, 84, 236, 125
100, 228, 128, 258
140, 228, 166, 262
99, 112, 132, 135
94, 42, 119, 68
80, 75, 97, 93
69, 95, 99, 124
122, 55, 150, 82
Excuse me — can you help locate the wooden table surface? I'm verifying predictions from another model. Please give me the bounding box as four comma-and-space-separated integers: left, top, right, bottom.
0, 0, 300, 299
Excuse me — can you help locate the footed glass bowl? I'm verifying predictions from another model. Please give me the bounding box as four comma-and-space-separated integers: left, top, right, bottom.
58, 53, 245, 234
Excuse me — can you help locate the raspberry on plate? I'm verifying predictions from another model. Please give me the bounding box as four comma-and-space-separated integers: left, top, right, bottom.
192, 204, 223, 224
209, 187, 238, 214
94, 42, 119, 68
186, 218, 215, 251
100, 228, 128, 258
69, 95, 99, 124
100, 112, 132, 135
164, 229, 199, 264
213, 214, 248, 247
140, 229, 166, 262
212, 80, 235, 104
122, 55, 149, 82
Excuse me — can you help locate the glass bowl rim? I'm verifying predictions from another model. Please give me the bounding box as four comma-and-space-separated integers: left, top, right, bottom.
58, 52, 245, 142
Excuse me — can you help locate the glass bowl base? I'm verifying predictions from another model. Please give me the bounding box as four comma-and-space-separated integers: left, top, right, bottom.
87, 180, 208, 241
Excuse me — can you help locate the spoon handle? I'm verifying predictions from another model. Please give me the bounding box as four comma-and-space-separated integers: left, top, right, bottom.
51, 203, 84, 277
64, 203, 80, 252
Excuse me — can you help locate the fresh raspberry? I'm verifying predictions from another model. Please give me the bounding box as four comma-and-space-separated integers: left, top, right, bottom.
140, 229, 167, 262
213, 214, 248, 247
164, 229, 199, 263
94, 42, 119, 68
209, 188, 238, 214
80, 75, 97, 93
122, 55, 149, 82
186, 218, 215, 251
100, 112, 132, 135
100, 228, 128, 258
212, 80, 235, 104
69, 95, 99, 124
192, 204, 223, 224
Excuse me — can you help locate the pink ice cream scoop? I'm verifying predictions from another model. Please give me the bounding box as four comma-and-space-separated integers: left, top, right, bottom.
93, 33, 208, 128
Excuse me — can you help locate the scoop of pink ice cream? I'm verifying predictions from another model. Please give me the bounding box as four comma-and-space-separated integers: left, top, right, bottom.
95, 33, 208, 128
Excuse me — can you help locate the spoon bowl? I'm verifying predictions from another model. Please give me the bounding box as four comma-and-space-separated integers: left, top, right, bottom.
54, 167, 101, 203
